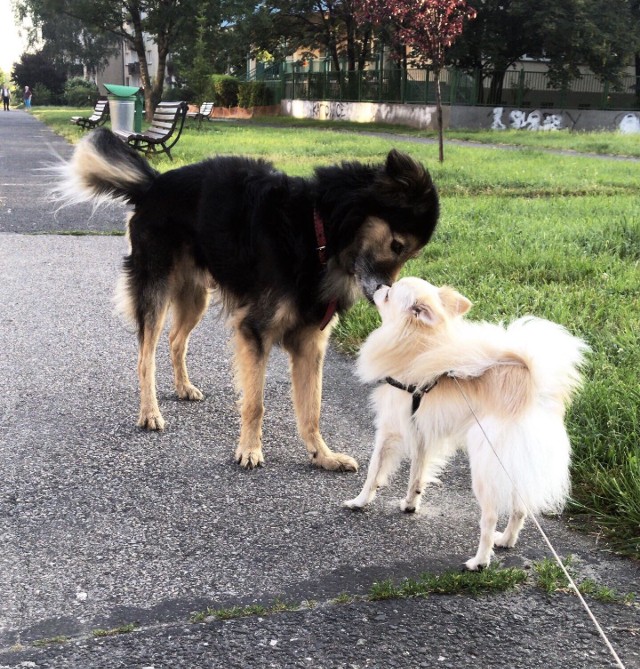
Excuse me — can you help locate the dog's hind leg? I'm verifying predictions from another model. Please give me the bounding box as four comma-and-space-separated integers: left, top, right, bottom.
169, 277, 210, 401
344, 430, 402, 509
137, 296, 170, 431
494, 494, 527, 548
285, 327, 358, 472
466, 478, 499, 571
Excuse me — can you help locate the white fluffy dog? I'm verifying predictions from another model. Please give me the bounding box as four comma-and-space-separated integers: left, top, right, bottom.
344, 277, 589, 570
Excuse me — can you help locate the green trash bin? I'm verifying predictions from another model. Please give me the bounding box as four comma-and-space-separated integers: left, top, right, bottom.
104, 84, 144, 133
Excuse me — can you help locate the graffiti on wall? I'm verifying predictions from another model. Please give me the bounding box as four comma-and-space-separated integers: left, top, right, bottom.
492, 107, 640, 133
618, 113, 640, 134
310, 101, 348, 121
491, 107, 565, 131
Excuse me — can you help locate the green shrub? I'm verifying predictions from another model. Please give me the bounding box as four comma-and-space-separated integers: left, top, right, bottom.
162, 85, 195, 102
207, 75, 239, 107
64, 77, 99, 107
237, 81, 273, 108
31, 83, 55, 105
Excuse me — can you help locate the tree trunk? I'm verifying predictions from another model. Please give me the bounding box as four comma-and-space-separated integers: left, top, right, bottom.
152, 34, 170, 111
126, 5, 153, 121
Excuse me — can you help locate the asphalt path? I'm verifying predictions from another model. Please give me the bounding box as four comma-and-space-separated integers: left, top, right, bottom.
1, 110, 639, 669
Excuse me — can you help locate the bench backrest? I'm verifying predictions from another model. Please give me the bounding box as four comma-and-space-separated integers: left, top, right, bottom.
148, 101, 188, 137
90, 99, 109, 120
199, 102, 214, 116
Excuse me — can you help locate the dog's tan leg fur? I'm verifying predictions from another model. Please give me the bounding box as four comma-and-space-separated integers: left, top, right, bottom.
286, 327, 358, 472
138, 305, 170, 430
169, 284, 210, 401
233, 328, 272, 469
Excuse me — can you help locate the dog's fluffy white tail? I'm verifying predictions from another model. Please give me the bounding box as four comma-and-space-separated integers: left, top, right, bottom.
507, 317, 589, 408
51, 127, 158, 209
465, 318, 588, 517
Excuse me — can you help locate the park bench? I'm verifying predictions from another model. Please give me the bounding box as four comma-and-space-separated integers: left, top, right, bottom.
70, 99, 109, 130
187, 101, 215, 128
114, 101, 188, 160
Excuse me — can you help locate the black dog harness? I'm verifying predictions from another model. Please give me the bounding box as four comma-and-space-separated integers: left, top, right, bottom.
385, 376, 440, 415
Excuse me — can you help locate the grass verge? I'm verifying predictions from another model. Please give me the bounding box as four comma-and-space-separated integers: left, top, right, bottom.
190, 559, 634, 626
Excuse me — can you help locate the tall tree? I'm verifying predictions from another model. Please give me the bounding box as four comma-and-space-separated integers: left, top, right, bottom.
356, 0, 476, 162
12, 50, 67, 96
170, 0, 274, 78
26, 12, 120, 79
446, 0, 538, 104
16, 0, 198, 118
448, 0, 638, 104
266, 0, 374, 73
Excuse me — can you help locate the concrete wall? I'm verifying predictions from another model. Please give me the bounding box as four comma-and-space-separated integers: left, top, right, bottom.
283, 99, 446, 130
281, 99, 640, 133
451, 105, 639, 132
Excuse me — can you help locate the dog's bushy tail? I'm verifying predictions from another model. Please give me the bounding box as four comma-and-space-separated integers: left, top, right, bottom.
53, 127, 158, 208
468, 318, 589, 516
507, 317, 589, 408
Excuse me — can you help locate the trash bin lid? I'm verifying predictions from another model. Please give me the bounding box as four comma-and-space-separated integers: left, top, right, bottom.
104, 83, 142, 98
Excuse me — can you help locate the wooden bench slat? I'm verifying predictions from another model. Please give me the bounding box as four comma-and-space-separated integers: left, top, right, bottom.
117, 100, 188, 161
70, 99, 110, 130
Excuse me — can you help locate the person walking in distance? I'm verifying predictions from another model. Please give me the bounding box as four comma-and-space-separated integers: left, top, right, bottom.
1, 84, 10, 111
24, 85, 32, 109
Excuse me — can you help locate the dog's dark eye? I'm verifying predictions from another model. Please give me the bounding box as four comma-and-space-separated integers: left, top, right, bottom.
390, 240, 404, 255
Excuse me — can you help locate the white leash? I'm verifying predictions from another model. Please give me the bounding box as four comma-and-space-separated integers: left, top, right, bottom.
449, 373, 626, 669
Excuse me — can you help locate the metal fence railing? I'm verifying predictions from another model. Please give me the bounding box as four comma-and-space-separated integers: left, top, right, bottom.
252, 61, 640, 110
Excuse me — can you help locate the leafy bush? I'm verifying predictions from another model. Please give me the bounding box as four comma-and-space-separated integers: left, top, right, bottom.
162, 85, 195, 102
237, 81, 273, 108
64, 77, 99, 107
206, 75, 239, 107
31, 83, 55, 105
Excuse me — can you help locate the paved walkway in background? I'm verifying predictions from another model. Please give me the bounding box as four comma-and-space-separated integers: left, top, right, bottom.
1, 110, 639, 669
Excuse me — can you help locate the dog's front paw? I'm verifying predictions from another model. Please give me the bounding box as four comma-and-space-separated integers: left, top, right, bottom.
313, 451, 358, 473
176, 383, 204, 401
138, 410, 165, 431
493, 531, 516, 549
235, 445, 265, 469
464, 556, 490, 572
400, 499, 418, 514
343, 497, 368, 511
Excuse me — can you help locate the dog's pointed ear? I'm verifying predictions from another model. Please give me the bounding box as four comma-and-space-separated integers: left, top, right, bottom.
384, 150, 432, 192
438, 286, 472, 317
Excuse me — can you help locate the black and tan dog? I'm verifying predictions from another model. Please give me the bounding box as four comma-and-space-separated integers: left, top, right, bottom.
58, 128, 439, 471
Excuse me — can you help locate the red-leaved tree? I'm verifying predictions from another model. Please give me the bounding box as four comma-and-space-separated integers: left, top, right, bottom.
356, 0, 476, 161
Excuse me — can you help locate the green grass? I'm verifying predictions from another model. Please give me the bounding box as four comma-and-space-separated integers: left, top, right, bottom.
191, 561, 630, 626
368, 566, 528, 600
534, 557, 635, 604
190, 599, 298, 623
34, 108, 640, 558
92, 623, 138, 637
446, 128, 640, 158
